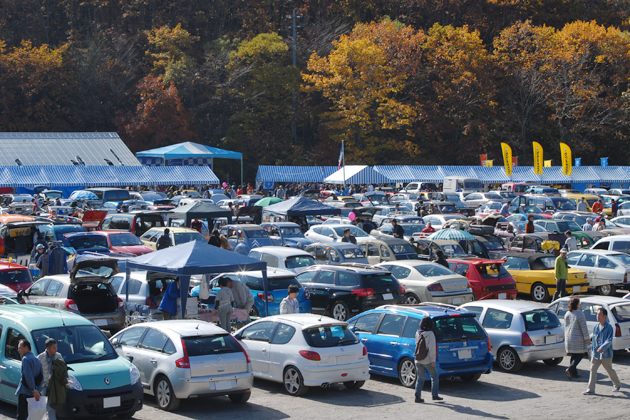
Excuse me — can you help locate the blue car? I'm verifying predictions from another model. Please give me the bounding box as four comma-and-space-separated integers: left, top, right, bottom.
219, 224, 280, 255
191, 268, 312, 317
63, 232, 112, 255
347, 304, 493, 387
261, 222, 313, 249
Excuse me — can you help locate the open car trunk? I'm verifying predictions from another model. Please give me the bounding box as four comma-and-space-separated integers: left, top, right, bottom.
70, 281, 118, 314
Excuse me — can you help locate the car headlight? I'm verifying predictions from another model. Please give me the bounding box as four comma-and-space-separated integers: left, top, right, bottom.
67, 373, 83, 391
297, 242, 303, 249
129, 364, 140, 385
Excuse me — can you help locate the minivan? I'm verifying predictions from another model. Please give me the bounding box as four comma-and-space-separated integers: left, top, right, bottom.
443, 176, 483, 193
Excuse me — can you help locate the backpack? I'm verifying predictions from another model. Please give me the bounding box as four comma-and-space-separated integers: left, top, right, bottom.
414, 332, 429, 360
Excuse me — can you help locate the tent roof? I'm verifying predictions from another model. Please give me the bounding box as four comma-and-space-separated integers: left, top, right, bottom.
324, 165, 391, 185
262, 196, 341, 216
166, 201, 233, 220
126, 240, 266, 275
136, 142, 242, 160
255, 166, 338, 183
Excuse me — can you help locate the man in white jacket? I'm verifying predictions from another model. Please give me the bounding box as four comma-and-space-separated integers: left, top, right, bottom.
414, 317, 443, 403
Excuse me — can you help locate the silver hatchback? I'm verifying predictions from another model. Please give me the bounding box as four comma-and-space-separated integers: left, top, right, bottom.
461, 300, 565, 373
110, 320, 253, 411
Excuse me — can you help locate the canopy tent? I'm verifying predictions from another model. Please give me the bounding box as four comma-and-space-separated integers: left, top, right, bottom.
255, 166, 338, 187
136, 142, 243, 184
262, 196, 341, 216
125, 241, 267, 318
167, 201, 233, 227
324, 165, 391, 185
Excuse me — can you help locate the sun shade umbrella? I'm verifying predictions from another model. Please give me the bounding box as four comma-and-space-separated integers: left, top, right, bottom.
255, 197, 283, 207
427, 229, 477, 241
71, 191, 99, 200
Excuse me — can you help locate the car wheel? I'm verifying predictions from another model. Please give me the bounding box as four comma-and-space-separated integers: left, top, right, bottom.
459, 373, 482, 382
330, 301, 350, 321
228, 391, 251, 404
497, 346, 522, 373
249, 306, 260, 318
543, 357, 563, 366
283, 366, 308, 396
405, 293, 421, 305
598, 284, 616, 296
397, 357, 417, 388
343, 380, 365, 390
155, 375, 180, 411
530, 283, 549, 303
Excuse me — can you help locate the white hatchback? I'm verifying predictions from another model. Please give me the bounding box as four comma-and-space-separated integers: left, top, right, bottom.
233, 314, 370, 396
304, 224, 375, 244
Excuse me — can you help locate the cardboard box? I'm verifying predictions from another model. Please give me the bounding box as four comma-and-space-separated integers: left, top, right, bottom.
176, 297, 198, 318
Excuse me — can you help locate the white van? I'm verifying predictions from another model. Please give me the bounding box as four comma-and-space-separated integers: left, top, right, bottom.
443, 176, 483, 193
404, 182, 439, 193
592, 235, 630, 254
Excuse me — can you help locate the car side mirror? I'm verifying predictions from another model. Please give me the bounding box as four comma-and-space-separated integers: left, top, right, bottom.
329, 234, 334, 238
233, 333, 241, 340
111, 338, 121, 347
348, 325, 355, 332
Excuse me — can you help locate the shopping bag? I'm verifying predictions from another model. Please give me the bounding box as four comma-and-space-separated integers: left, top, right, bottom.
199, 276, 210, 300
27, 396, 47, 420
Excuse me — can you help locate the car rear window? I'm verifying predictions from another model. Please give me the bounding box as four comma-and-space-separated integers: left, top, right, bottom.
415, 264, 454, 277
183, 334, 242, 356
612, 304, 630, 322
54, 225, 86, 235
476, 264, 511, 280
173, 232, 206, 244
302, 325, 358, 348
285, 256, 316, 270
109, 233, 143, 247
0, 269, 30, 285
67, 235, 109, 251
361, 273, 399, 289
522, 309, 560, 331
390, 243, 416, 254
433, 315, 486, 342
341, 248, 365, 259
241, 275, 301, 291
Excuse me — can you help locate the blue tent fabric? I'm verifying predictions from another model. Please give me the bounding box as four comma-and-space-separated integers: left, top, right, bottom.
136, 142, 242, 160
256, 166, 338, 183
125, 241, 267, 318
263, 197, 341, 216
324, 165, 392, 184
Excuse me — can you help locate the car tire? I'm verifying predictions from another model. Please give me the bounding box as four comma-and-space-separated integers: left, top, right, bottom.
228, 391, 251, 404
459, 373, 482, 382
405, 293, 421, 305
155, 375, 180, 411
250, 306, 260, 318
598, 284, 616, 296
343, 380, 365, 390
497, 346, 522, 373
397, 357, 417, 388
543, 357, 563, 366
530, 283, 549, 303
330, 301, 350, 321
283, 366, 308, 396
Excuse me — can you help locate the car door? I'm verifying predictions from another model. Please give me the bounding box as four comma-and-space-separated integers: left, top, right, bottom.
40, 279, 65, 309
595, 256, 621, 288
238, 321, 277, 374
367, 314, 407, 373
134, 328, 173, 386
25, 278, 49, 305
113, 326, 148, 367
0, 327, 27, 403
268, 322, 297, 380
575, 254, 598, 286
366, 243, 381, 265
298, 270, 335, 313
348, 312, 382, 370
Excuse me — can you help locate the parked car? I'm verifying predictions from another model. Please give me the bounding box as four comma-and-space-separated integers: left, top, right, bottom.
140, 227, 206, 250
358, 238, 419, 265
463, 192, 509, 208
566, 250, 630, 295
421, 214, 465, 230
513, 195, 576, 213
109, 271, 177, 319
261, 222, 313, 249
548, 296, 630, 351
248, 246, 317, 273
370, 223, 427, 241
304, 243, 369, 265
0, 262, 33, 292
571, 231, 607, 249
63, 231, 113, 255
93, 231, 154, 256
295, 265, 406, 321
590, 234, 630, 254
347, 304, 494, 387
502, 252, 589, 302
0, 214, 50, 258
219, 224, 278, 255
508, 205, 553, 219
304, 224, 374, 244
461, 300, 565, 373
99, 212, 165, 237
561, 193, 600, 211
111, 320, 253, 410
448, 259, 517, 300
36, 223, 86, 245
534, 220, 582, 233
377, 260, 473, 305
22, 258, 126, 333
0, 305, 143, 416
234, 314, 368, 396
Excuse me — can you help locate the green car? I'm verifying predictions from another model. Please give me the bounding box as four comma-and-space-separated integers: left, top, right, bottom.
0, 305, 143, 417
572, 231, 606, 249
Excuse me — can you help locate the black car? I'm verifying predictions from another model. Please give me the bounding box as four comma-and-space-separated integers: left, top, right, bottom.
295, 265, 406, 321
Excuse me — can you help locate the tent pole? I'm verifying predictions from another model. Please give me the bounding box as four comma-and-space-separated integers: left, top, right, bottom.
342, 140, 346, 193
241, 158, 243, 186
263, 267, 268, 316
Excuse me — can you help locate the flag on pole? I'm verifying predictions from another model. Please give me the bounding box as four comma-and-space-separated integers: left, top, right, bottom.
533, 142, 544, 175
544, 160, 552, 167
338, 142, 344, 170
560, 143, 572, 176
512, 157, 518, 168
485, 160, 493, 167
480, 154, 487, 167
601, 157, 608, 167
500, 143, 513, 176
575, 158, 581, 167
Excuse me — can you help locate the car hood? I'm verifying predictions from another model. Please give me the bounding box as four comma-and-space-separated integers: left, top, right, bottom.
68, 356, 131, 390
110, 245, 154, 256
70, 258, 120, 284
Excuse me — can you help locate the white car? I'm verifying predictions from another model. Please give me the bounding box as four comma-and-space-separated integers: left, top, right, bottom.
566, 250, 630, 296
322, 217, 352, 225
611, 216, 630, 228
248, 246, 317, 273
233, 314, 370, 396
376, 261, 473, 305
421, 214, 465, 230
304, 224, 374, 244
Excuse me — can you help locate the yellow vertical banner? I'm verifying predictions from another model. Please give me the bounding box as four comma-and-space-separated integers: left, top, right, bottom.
560, 142, 572, 176
501, 142, 513, 176
485, 160, 493, 167
533, 142, 544, 174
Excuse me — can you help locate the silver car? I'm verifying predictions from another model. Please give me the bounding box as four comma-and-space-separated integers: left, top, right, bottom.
110, 320, 253, 411
109, 271, 178, 320
460, 300, 565, 373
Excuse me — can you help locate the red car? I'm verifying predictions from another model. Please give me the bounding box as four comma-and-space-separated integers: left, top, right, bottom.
0, 263, 33, 292
447, 259, 517, 301
93, 230, 154, 256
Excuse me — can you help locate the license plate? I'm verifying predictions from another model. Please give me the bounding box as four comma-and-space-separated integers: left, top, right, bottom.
458, 349, 472, 359
214, 380, 233, 391
103, 396, 121, 409
382, 293, 394, 300
498, 293, 507, 299
452, 298, 462, 305
545, 335, 557, 344
94, 319, 108, 326
337, 355, 355, 364
572, 286, 580, 293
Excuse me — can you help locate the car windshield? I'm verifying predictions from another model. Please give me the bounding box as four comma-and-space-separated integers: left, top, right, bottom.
415, 264, 454, 277
0, 269, 30, 285
612, 304, 630, 322
485, 194, 503, 200
54, 225, 86, 235
108, 233, 143, 246
32, 325, 117, 364
607, 253, 630, 266
303, 325, 358, 348
340, 247, 365, 258
245, 229, 269, 238
482, 239, 506, 251
439, 205, 457, 213
476, 264, 510, 279
362, 273, 399, 289
67, 235, 109, 251
555, 221, 581, 232
173, 232, 206, 244
486, 203, 503, 210
514, 222, 547, 232
140, 193, 164, 202
551, 198, 576, 211
443, 215, 463, 221
390, 243, 417, 254
332, 226, 368, 237
522, 309, 560, 331
433, 315, 486, 342
286, 256, 316, 269
279, 227, 303, 236
465, 181, 482, 189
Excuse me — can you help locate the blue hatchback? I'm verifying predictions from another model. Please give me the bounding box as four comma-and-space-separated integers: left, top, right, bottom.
347, 304, 493, 388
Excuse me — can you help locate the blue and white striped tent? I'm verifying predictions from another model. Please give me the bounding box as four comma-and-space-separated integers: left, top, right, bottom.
324, 165, 392, 185
256, 166, 338, 184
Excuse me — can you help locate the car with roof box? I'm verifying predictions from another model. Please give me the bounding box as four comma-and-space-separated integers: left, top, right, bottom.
347, 304, 493, 387
0, 305, 143, 417
248, 246, 316, 273
304, 243, 369, 265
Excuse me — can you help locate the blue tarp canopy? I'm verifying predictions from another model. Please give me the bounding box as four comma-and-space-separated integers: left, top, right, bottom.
136, 142, 242, 160
125, 241, 267, 318
263, 196, 341, 216
255, 166, 338, 184
166, 201, 233, 226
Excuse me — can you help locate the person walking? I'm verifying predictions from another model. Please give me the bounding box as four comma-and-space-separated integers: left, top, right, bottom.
576, 197, 588, 212
582, 218, 593, 231
584, 307, 622, 395
16, 339, 43, 420
564, 231, 578, 252
37, 338, 63, 420
158, 277, 180, 320
564, 297, 590, 380
156, 228, 172, 250
499, 202, 509, 217
341, 228, 357, 244
414, 317, 442, 403
611, 199, 618, 218
227, 277, 255, 319
554, 249, 569, 301
392, 219, 405, 239
279, 285, 300, 314
214, 277, 234, 332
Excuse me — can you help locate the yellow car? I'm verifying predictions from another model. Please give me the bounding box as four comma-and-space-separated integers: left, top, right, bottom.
561, 192, 600, 212
139, 227, 206, 250
502, 252, 589, 303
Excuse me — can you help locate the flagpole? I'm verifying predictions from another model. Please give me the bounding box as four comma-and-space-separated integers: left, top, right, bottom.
342, 140, 346, 192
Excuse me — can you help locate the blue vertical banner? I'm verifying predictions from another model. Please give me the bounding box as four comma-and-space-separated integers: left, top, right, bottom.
575, 158, 581, 167
601, 157, 608, 167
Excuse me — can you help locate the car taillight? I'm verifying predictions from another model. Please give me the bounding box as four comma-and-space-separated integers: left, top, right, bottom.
351, 288, 374, 297
615, 324, 622, 338
257, 293, 274, 303
304, 289, 310, 299
521, 332, 534, 346
145, 297, 157, 309
175, 338, 191, 368
363, 345, 367, 356
117, 297, 124, 309
427, 283, 443, 292
487, 336, 492, 352
299, 350, 321, 361
233, 336, 251, 363
65, 299, 78, 311
398, 285, 406, 295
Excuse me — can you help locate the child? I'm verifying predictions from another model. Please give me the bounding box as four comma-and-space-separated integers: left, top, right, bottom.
279, 285, 300, 314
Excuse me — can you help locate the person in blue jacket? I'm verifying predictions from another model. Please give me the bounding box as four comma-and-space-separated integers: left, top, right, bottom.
584, 307, 622, 395
158, 277, 180, 320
